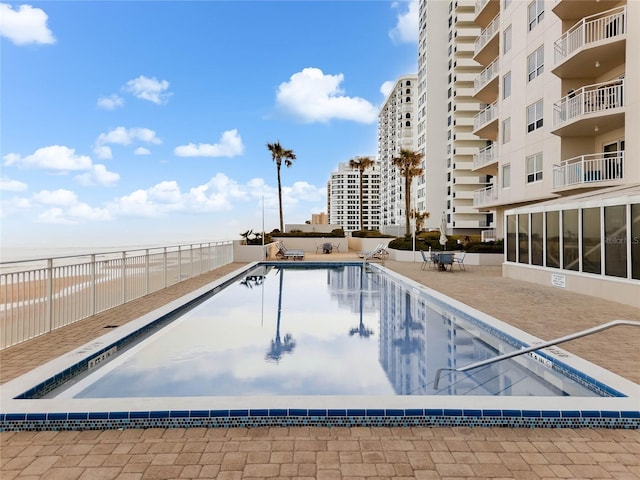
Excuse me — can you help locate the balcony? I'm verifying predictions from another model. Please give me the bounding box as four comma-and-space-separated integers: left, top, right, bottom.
473, 13, 499, 66
472, 144, 498, 173
474, 0, 499, 29
552, 79, 625, 136
553, 6, 627, 79
473, 184, 498, 207
473, 101, 498, 140
455, 175, 489, 185
553, 151, 625, 191
553, 0, 621, 21
473, 58, 499, 103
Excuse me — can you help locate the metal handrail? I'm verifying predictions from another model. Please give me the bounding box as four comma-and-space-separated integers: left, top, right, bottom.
433, 319, 640, 390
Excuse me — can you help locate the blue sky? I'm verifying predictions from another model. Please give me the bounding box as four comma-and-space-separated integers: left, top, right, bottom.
1, 0, 418, 254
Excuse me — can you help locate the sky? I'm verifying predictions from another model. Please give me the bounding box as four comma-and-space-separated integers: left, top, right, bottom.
0, 0, 419, 256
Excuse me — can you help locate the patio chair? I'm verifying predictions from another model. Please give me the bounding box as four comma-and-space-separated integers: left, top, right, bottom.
275, 241, 305, 260
420, 250, 436, 270
438, 253, 454, 271
453, 252, 466, 270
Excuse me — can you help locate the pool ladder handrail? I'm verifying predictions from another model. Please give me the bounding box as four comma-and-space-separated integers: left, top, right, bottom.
433, 319, 640, 390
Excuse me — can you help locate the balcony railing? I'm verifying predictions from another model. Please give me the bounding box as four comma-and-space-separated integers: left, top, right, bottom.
473, 101, 498, 131
475, 0, 488, 15
474, 58, 499, 94
553, 151, 624, 188
473, 144, 498, 169
474, 13, 500, 56
554, 6, 626, 64
473, 184, 498, 206
553, 78, 624, 127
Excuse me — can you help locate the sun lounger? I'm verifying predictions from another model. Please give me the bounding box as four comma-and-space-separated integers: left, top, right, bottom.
358, 243, 389, 261
275, 241, 305, 260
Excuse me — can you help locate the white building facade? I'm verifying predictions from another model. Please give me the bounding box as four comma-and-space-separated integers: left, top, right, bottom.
378, 75, 418, 234
327, 160, 381, 235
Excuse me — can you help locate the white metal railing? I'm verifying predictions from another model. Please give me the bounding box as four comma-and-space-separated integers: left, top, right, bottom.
554, 6, 626, 64
474, 13, 500, 55
473, 143, 498, 169
474, 58, 499, 93
473, 101, 498, 131
481, 229, 497, 242
0, 242, 233, 350
553, 151, 624, 188
473, 184, 498, 206
553, 78, 624, 126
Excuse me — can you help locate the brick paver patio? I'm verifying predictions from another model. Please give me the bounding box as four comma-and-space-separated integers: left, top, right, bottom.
2, 255, 639, 479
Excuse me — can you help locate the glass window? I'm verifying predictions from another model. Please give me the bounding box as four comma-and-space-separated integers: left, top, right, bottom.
582, 207, 601, 274
507, 215, 517, 262
531, 212, 543, 266
502, 164, 511, 188
503, 72, 511, 99
527, 46, 544, 81
504, 0, 512, 9
503, 25, 512, 54
526, 152, 543, 183
502, 117, 511, 144
518, 214, 529, 264
563, 209, 579, 271
605, 205, 627, 277
527, 100, 543, 132
528, 0, 544, 31
546, 211, 560, 268
632, 204, 640, 280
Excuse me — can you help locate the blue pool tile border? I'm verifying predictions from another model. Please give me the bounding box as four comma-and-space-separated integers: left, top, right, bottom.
1, 408, 638, 431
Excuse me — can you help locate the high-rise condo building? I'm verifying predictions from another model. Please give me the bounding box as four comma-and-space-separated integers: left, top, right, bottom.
467, 0, 638, 305
378, 75, 418, 235
328, 160, 381, 235
416, 0, 494, 236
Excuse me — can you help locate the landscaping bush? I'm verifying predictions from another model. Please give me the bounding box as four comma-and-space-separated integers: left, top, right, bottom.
352, 229, 396, 238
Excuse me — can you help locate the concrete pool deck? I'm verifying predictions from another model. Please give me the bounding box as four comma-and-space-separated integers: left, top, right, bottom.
2, 254, 639, 478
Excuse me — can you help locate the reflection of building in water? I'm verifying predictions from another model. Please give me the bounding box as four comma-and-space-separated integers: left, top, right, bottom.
378, 277, 597, 396
325, 265, 380, 315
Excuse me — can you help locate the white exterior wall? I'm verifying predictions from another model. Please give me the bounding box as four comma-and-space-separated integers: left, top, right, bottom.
328, 161, 380, 235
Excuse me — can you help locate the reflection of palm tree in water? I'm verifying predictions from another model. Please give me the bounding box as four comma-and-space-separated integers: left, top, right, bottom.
266, 268, 296, 362
350, 266, 373, 338
393, 291, 423, 355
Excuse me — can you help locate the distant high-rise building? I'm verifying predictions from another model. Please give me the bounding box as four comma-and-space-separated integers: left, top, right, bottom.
416, 0, 492, 236
328, 160, 380, 235
378, 75, 418, 234
310, 212, 328, 225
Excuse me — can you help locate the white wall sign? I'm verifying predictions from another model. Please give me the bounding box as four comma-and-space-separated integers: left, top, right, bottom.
551, 273, 566, 288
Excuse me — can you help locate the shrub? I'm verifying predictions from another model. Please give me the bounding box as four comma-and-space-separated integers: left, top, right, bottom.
352, 229, 396, 238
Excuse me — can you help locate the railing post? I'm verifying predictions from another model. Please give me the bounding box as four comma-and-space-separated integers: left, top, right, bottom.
178, 247, 182, 283
190, 244, 194, 279
45, 258, 53, 333
163, 247, 167, 288
145, 249, 150, 295
121, 252, 126, 304
90, 254, 96, 316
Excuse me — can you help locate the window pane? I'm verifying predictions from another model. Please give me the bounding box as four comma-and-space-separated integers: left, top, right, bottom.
582, 208, 601, 274
531, 212, 543, 265
605, 205, 627, 277
546, 211, 560, 268
518, 214, 529, 263
507, 215, 517, 262
632, 204, 640, 280
563, 209, 579, 271
502, 164, 510, 188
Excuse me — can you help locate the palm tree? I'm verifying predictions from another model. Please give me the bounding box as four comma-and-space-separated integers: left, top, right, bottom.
348, 156, 375, 231
392, 149, 424, 236
266, 141, 296, 232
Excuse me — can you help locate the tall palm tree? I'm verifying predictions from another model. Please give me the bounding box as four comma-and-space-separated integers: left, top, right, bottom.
392, 149, 424, 236
348, 156, 375, 231
266, 141, 296, 232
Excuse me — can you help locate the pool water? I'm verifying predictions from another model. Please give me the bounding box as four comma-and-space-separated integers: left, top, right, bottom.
50, 264, 600, 399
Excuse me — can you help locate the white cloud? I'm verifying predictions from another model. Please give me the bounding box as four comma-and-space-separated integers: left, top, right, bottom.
33, 189, 111, 223
0, 177, 27, 192
0, 3, 55, 45
3, 145, 92, 171
74, 164, 120, 186
33, 189, 78, 206
174, 129, 245, 158
94, 127, 161, 158
97, 94, 124, 110
134, 147, 151, 155
276, 67, 377, 124
125, 75, 172, 104
94, 145, 112, 160
380, 81, 395, 98
389, 0, 419, 44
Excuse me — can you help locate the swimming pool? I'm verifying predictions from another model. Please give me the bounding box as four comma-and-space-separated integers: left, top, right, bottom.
1, 262, 638, 430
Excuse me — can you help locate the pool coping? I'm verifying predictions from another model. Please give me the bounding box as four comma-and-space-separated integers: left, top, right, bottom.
1, 261, 639, 430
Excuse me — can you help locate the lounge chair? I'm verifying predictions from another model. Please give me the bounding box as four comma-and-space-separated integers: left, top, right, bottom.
275, 241, 305, 260
453, 252, 466, 270
358, 243, 389, 261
